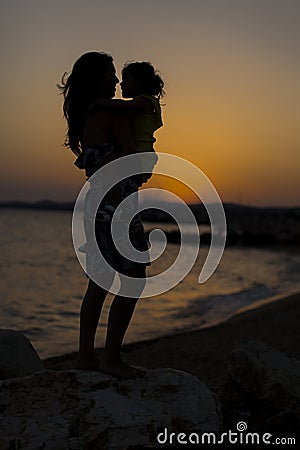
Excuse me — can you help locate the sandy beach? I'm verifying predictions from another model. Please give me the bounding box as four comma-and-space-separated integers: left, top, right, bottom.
44, 291, 300, 391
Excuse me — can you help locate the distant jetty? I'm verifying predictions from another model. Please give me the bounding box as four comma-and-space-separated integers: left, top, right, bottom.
0, 200, 74, 211
1, 200, 299, 246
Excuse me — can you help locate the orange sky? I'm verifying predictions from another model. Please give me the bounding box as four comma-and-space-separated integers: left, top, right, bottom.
0, 0, 299, 206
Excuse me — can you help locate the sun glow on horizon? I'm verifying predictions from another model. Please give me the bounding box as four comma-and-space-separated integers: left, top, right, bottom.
0, 1, 299, 207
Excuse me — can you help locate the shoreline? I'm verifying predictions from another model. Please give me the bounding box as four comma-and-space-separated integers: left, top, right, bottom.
44, 291, 300, 390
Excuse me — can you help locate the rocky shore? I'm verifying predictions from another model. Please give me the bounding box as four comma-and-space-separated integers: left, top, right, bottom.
0, 293, 299, 448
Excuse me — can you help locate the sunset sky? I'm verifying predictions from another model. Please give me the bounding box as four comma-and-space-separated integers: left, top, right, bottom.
0, 0, 299, 206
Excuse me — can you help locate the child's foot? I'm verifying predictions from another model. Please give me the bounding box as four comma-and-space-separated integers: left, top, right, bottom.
99, 359, 146, 379
78, 243, 87, 253
103, 203, 116, 216
103, 203, 125, 222
96, 210, 111, 222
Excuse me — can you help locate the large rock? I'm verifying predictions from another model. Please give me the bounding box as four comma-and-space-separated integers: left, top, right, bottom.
221, 341, 300, 436
0, 368, 221, 449
0, 329, 44, 379
228, 341, 300, 413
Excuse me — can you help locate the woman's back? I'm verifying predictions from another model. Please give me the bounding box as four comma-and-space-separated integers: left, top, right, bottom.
82, 110, 113, 150
82, 109, 136, 159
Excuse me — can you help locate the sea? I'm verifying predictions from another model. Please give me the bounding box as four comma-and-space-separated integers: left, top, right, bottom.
0, 208, 299, 359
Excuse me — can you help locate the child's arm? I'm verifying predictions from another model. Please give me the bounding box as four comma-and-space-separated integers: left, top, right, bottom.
87, 96, 153, 115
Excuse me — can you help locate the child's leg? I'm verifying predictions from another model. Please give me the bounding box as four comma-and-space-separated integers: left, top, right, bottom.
140, 151, 158, 184
105, 183, 122, 210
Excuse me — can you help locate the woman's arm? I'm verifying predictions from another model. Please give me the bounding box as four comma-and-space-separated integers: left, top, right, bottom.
111, 113, 138, 155
111, 113, 144, 186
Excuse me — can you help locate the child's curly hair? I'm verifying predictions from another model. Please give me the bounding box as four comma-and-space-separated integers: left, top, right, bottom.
122, 61, 165, 99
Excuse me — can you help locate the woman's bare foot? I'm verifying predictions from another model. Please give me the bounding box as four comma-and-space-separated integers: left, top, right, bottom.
99, 358, 146, 379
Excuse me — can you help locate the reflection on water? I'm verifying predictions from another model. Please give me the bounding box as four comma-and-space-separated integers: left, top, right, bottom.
0, 209, 299, 358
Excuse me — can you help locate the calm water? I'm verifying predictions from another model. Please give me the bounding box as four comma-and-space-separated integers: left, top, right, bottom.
0, 208, 299, 359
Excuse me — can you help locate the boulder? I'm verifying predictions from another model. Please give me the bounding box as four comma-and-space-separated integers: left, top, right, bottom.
0, 329, 44, 379
228, 341, 300, 413
220, 341, 300, 436
0, 368, 221, 449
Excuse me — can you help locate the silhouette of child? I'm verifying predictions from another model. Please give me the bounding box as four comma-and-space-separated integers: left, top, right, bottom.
88, 61, 165, 217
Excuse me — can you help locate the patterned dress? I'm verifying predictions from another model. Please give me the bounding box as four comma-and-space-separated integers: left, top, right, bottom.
75, 144, 150, 277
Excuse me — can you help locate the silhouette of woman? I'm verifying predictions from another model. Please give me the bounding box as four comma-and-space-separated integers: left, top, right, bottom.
59, 52, 149, 378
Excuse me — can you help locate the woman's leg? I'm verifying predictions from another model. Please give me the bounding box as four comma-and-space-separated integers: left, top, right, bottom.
78, 278, 109, 369
101, 265, 146, 378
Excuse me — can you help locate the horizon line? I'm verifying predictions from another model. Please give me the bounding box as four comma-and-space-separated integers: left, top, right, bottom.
0, 199, 299, 210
